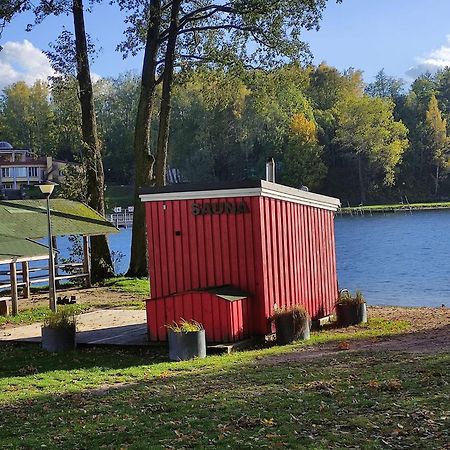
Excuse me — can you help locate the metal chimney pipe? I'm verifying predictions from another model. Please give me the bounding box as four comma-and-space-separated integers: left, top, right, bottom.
266, 157, 275, 183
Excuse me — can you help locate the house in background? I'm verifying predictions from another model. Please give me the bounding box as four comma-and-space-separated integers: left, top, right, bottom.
0, 141, 70, 195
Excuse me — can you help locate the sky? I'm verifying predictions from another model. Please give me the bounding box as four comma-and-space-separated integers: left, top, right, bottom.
1, 0, 450, 90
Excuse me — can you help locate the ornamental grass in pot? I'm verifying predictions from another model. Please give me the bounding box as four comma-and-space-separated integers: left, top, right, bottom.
41, 307, 77, 353
166, 320, 206, 361
335, 289, 367, 327
273, 305, 311, 345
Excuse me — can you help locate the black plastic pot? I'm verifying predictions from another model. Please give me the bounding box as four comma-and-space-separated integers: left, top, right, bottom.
336, 302, 367, 327
168, 329, 206, 361
41, 326, 76, 352
275, 314, 311, 345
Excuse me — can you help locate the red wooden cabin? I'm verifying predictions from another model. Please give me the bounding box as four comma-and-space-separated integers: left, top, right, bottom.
140, 180, 340, 343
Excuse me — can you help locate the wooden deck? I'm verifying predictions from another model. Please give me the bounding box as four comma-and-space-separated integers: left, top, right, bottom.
0, 310, 149, 347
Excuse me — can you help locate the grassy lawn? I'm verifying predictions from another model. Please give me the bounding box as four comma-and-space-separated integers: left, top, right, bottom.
98, 277, 149, 297
0, 305, 90, 327
1, 318, 448, 449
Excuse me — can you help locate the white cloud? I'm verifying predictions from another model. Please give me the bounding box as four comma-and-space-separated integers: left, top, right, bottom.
0, 40, 55, 90
0, 40, 103, 90
407, 35, 450, 79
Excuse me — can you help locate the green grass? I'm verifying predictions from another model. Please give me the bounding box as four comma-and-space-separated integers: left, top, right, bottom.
2, 318, 447, 449
98, 277, 150, 297
0, 304, 89, 326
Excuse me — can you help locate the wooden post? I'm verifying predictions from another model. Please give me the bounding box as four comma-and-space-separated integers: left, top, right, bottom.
83, 236, 92, 288
10, 262, 18, 316
21, 261, 30, 298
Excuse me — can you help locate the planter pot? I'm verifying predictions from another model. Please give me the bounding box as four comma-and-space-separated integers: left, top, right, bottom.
358, 302, 368, 324
336, 303, 367, 327
275, 314, 311, 345
168, 329, 206, 361
298, 322, 311, 340
42, 326, 76, 353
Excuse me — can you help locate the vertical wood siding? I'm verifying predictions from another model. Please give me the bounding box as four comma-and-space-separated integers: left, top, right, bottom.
144, 194, 338, 340
146, 292, 248, 342
258, 197, 338, 332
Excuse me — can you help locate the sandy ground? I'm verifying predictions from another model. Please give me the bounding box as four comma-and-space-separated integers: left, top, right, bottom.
266, 306, 450, 364
0, 309, 147, 345
13, 286, 146, 312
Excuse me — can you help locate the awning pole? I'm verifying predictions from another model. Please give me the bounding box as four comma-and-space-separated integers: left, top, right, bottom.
10, 262, 18, 316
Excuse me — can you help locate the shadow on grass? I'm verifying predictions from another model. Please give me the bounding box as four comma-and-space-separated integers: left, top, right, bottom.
0, 322, 448, 380
0, 343, 168, 379
0, 349, 448, 449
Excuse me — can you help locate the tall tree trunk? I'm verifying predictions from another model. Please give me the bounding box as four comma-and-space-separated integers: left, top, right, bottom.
154, 0, 181, 187
73, 0, 114, 282
127, 0, 162, 277
357, 152, 366, 204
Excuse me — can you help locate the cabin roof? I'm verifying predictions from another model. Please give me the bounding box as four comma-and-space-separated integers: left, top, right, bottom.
140, 180, 341, 211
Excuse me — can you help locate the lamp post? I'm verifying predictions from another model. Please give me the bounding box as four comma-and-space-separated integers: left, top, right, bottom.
37, 181, 58, 312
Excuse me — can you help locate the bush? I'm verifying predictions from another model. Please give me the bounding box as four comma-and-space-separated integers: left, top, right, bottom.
166, 319, 204, 333
273, 305, 311, 344
43, 307, 77, 330
336, 289, 366, 305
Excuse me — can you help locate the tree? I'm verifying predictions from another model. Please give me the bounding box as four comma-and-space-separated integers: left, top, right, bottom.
334, 95, 409, 204
425, 95, 450, 196
72, 0, 114, 280
0, 81, 53, 153
123, 0, 340, 277
170, 69, 252, 182
50, 76, 83, 161
96, 73, 140, 184
365, 69, 404, 99
123, 0, 163, 277
3, 0, 115, 280
283, 113, 327, 190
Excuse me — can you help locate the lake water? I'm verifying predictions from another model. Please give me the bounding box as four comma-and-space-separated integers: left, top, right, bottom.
335, 210, 450, 308
7, 211, 450, 308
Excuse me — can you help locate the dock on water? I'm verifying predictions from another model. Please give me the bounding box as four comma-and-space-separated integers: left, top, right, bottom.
108, 207, 134, 228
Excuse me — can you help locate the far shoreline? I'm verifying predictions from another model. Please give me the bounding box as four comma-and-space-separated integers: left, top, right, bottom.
339, 201, 450, 215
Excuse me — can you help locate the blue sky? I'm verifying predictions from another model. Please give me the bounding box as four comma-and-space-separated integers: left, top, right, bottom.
1, 0, 450, 89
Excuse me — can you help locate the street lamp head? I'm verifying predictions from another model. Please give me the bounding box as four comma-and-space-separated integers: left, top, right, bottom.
37, 181, 58, 197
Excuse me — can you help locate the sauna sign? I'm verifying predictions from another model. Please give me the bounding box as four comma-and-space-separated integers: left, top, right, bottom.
191, 200, 250, 216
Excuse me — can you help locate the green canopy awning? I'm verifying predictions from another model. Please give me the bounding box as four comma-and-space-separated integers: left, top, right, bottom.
0, 199, 118, 239
0, 235, 49, 265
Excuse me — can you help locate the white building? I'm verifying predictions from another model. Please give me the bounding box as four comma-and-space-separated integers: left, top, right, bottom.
0, 141, 69, 190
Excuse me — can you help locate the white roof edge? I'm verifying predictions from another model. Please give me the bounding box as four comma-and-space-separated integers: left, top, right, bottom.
140, 188, 262, 202
261, 180, 341, 211
140, 182, 341, 211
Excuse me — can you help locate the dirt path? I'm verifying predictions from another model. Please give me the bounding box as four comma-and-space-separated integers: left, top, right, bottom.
266, 306, 450, 365
13, 286, 145, 312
